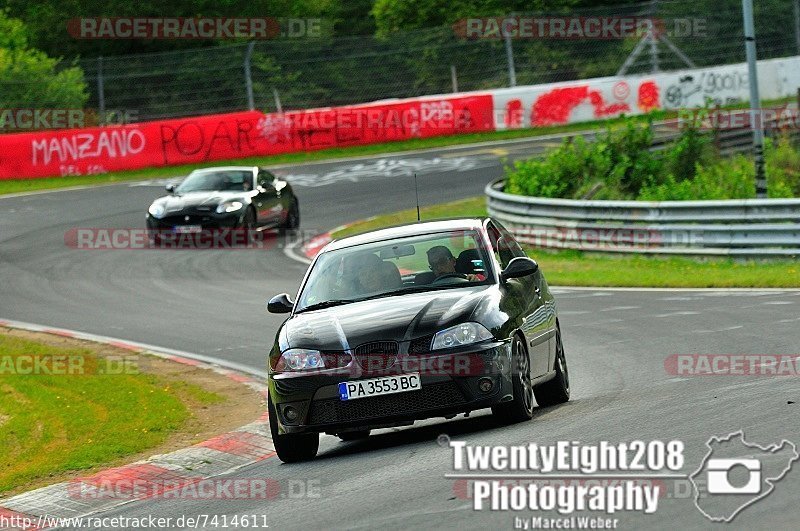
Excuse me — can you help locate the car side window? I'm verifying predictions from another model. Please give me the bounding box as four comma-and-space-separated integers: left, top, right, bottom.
494, 220, 526, 258
486, 222, 510, 269
257, 170, 275, 188
487, 221, 525, 269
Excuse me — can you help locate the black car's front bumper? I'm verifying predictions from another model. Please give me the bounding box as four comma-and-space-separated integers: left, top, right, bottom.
146, 210, 245, 231
269, 340, 514, 435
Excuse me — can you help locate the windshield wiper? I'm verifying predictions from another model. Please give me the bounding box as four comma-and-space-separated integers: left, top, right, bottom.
355, 284, 463, 302
296, 284, 475, 312
295, 299, 358, 313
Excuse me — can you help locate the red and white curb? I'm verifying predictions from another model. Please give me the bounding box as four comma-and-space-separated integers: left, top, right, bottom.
0, 319, 274, 531
291, 217, 378, 264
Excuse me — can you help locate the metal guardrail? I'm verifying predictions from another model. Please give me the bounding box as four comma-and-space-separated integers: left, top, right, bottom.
647, 115, 800, 157
486, 180, 800, 256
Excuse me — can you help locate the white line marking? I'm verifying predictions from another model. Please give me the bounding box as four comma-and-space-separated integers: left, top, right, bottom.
0, 317, 267, 378
693, 325, 744, 334
445, 473, 687, 479
284, 238, 312, 265
653, 311, 700, 318
553, 286, 800, 293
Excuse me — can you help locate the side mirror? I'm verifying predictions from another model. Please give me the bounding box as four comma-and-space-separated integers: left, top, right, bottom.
267, 293, 294, 314
500, 257, 538, 282
165, 184, 176, 194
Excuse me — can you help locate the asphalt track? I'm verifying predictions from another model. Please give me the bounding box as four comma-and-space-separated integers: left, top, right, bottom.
1, 138, 799, 530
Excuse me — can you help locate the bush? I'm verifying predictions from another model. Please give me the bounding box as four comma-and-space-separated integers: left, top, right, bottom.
766, 134, 800, 197
638, 135, 797, 200
662, 123, 715, 182
505, 119, 660, 199
505, 118, 800, 201
638, 156, 754, 201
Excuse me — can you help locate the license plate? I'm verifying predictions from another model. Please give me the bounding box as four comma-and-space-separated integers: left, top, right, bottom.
174, 225, 202, 233
338, 373, 421, 401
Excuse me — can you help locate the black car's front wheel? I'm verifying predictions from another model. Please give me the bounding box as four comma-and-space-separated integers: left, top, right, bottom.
492, 334, 535, 423
268, 397, 319, 462
533, 321, 570, 407
281, 199, 300, 230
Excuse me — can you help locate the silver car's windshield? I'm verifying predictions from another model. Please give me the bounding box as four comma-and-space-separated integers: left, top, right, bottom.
295, 230, 492, 312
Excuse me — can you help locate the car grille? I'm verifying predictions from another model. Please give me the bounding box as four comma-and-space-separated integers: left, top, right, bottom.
159, 214, 210, 225
354, 341, 398, 371
309, 381, 466, 425
408, 334, 434, 354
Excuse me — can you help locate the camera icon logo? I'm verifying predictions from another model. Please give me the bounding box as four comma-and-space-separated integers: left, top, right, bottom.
706, 458, 761, 494
690, 431, 798, 522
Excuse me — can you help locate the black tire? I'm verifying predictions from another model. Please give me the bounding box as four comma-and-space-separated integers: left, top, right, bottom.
147, 230, 161, 247
241, 208, 256, 245
338, 430, 371, 441
268, 396, 319, 463
282, 200, 300, 230
492, 334, 534, 423
533, 322, 570, 407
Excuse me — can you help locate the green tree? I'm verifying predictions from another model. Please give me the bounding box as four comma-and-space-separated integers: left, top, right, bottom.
372, 0, 563, 35
0, 0, 335, 58
0, 10, 87, 109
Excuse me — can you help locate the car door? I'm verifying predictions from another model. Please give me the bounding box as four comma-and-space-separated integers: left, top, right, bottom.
255, 169, 283, 225
488, 220, 552, 378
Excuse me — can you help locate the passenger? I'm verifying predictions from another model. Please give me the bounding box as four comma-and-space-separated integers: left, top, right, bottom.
426, 246, 481, 282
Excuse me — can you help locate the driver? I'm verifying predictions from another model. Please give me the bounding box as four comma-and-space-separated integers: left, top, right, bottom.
426, 246, 480, 282
353, 253, 384, 294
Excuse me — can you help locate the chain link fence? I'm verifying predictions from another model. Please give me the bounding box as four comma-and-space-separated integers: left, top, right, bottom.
66, 0, 800, 121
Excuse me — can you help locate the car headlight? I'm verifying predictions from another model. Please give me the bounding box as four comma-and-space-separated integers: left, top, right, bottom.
276, 348, 326, 371
148, 203, 166, 218
216, 201, 244, 214
431, 322, 493, 350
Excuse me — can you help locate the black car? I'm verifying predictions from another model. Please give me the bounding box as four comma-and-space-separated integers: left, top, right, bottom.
146, 166, 299, 238
266, 218, 570, 462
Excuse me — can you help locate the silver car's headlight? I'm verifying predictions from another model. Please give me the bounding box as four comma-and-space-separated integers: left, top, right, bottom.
277, 348, 326, 371
216, 201, 244, 214
148, 203, 166, 218
431, 322, 493, 350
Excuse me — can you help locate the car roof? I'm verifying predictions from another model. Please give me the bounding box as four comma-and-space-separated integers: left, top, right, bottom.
323, 218, 489, 252
191, 166, 258, 173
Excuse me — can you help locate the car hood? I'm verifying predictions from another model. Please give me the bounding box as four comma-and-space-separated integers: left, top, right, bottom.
279, 285, 500, 351
152, 191, 250, 210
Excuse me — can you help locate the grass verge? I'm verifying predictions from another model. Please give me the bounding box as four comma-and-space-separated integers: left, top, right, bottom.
329, 196, 800, 288
0, 329, 261, 495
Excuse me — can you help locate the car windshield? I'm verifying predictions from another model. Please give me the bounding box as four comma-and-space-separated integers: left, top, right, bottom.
295, 230, 493, 312
175, 170, 253, 193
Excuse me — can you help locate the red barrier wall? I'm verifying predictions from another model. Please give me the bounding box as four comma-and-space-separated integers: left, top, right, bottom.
0, 94, 494, 179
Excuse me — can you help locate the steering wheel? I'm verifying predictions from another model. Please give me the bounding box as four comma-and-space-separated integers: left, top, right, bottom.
432, 273, 468, 284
